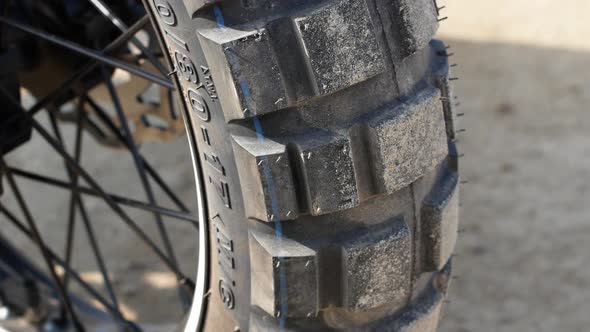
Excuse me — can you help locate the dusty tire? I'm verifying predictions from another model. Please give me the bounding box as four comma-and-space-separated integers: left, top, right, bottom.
144, 0, 459, 331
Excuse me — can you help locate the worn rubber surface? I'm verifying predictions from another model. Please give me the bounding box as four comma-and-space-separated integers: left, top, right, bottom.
145, 0, 459, 330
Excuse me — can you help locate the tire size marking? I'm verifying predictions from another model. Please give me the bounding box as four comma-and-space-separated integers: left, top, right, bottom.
209, 176, 232, 209
218, 279, 235, 309
174, 51, 199, 84
201, 126, 211, 145
215, 219, 236, 279
152, 1, 237, 311
188, 89, 210, 121
153, 0, 177, 26
204, 152, 226, 175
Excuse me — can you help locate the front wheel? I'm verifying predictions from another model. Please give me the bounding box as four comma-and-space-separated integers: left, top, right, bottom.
145, 0, 461, 331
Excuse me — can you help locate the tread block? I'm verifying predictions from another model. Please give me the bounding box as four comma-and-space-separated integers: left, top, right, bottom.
198, 0, 386, 121
296, 133, 359, 216
421, 168, 459, 271
250, 229, 319, 318
432, 40, 457, 139
368, 88, 448, 194
341, 218, 412, 311
388, 0, 439, 60
232, 135, 298, 222
377, 263, 450, 332
232, 87, 448, 220
294, 0, 385, 95
198, 27, 289, 120
232, 132, 358, 221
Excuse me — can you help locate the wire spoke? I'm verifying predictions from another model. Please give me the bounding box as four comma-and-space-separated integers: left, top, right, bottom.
0, 17, 173, 89
0, 206, 140, 332
48, 106, 121, 312
26, 15, 152, 117
47, 110, 80, 292
0, 88, 194, 289
8, 167, 199, 229
0, 6, 202, 325
85, 96, 191, 213
8, 167, 198, 225
87, 0, 169, 76
100, 66, 192, 307
33, 114, 194, 287
1, 163, 85, 331
6, 14, 165, 122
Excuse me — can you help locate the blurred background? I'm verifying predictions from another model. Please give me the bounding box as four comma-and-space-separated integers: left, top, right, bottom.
1, 0, 589, 331
437, 1, 590, 331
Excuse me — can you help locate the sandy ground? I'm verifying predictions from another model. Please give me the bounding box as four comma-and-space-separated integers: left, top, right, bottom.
438, 1, 590, 331
2, 0, 590, 331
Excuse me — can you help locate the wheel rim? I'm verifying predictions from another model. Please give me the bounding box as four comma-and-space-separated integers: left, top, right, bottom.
0, 2, 208, 330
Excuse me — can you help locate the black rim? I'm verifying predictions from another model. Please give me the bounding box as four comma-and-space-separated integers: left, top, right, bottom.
0, 2, 206, 331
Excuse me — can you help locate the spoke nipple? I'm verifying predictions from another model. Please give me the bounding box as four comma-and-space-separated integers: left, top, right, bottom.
438, 16, 449, 22
270, 214, 274, 221
307, 152, 312, 159
456, 128, 467, 133
258, 160, 263, 166
438, 5, 446, 11
460, 180, 469, 184
306, 260, 312, 267
243, 108, 249, 114
455, 102, 461, 107
276, 156, 282, 163
316, 206, 321, 213
286, 211, 292, 217
276, 310, 281, 318
275, 260, 280, 268
457, 113, 465, 117
307, 312, 314, 317
449, 77, 460, 81
451, 64, 458, 67
275, 97, 284, 105
203, 289, 212, 299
